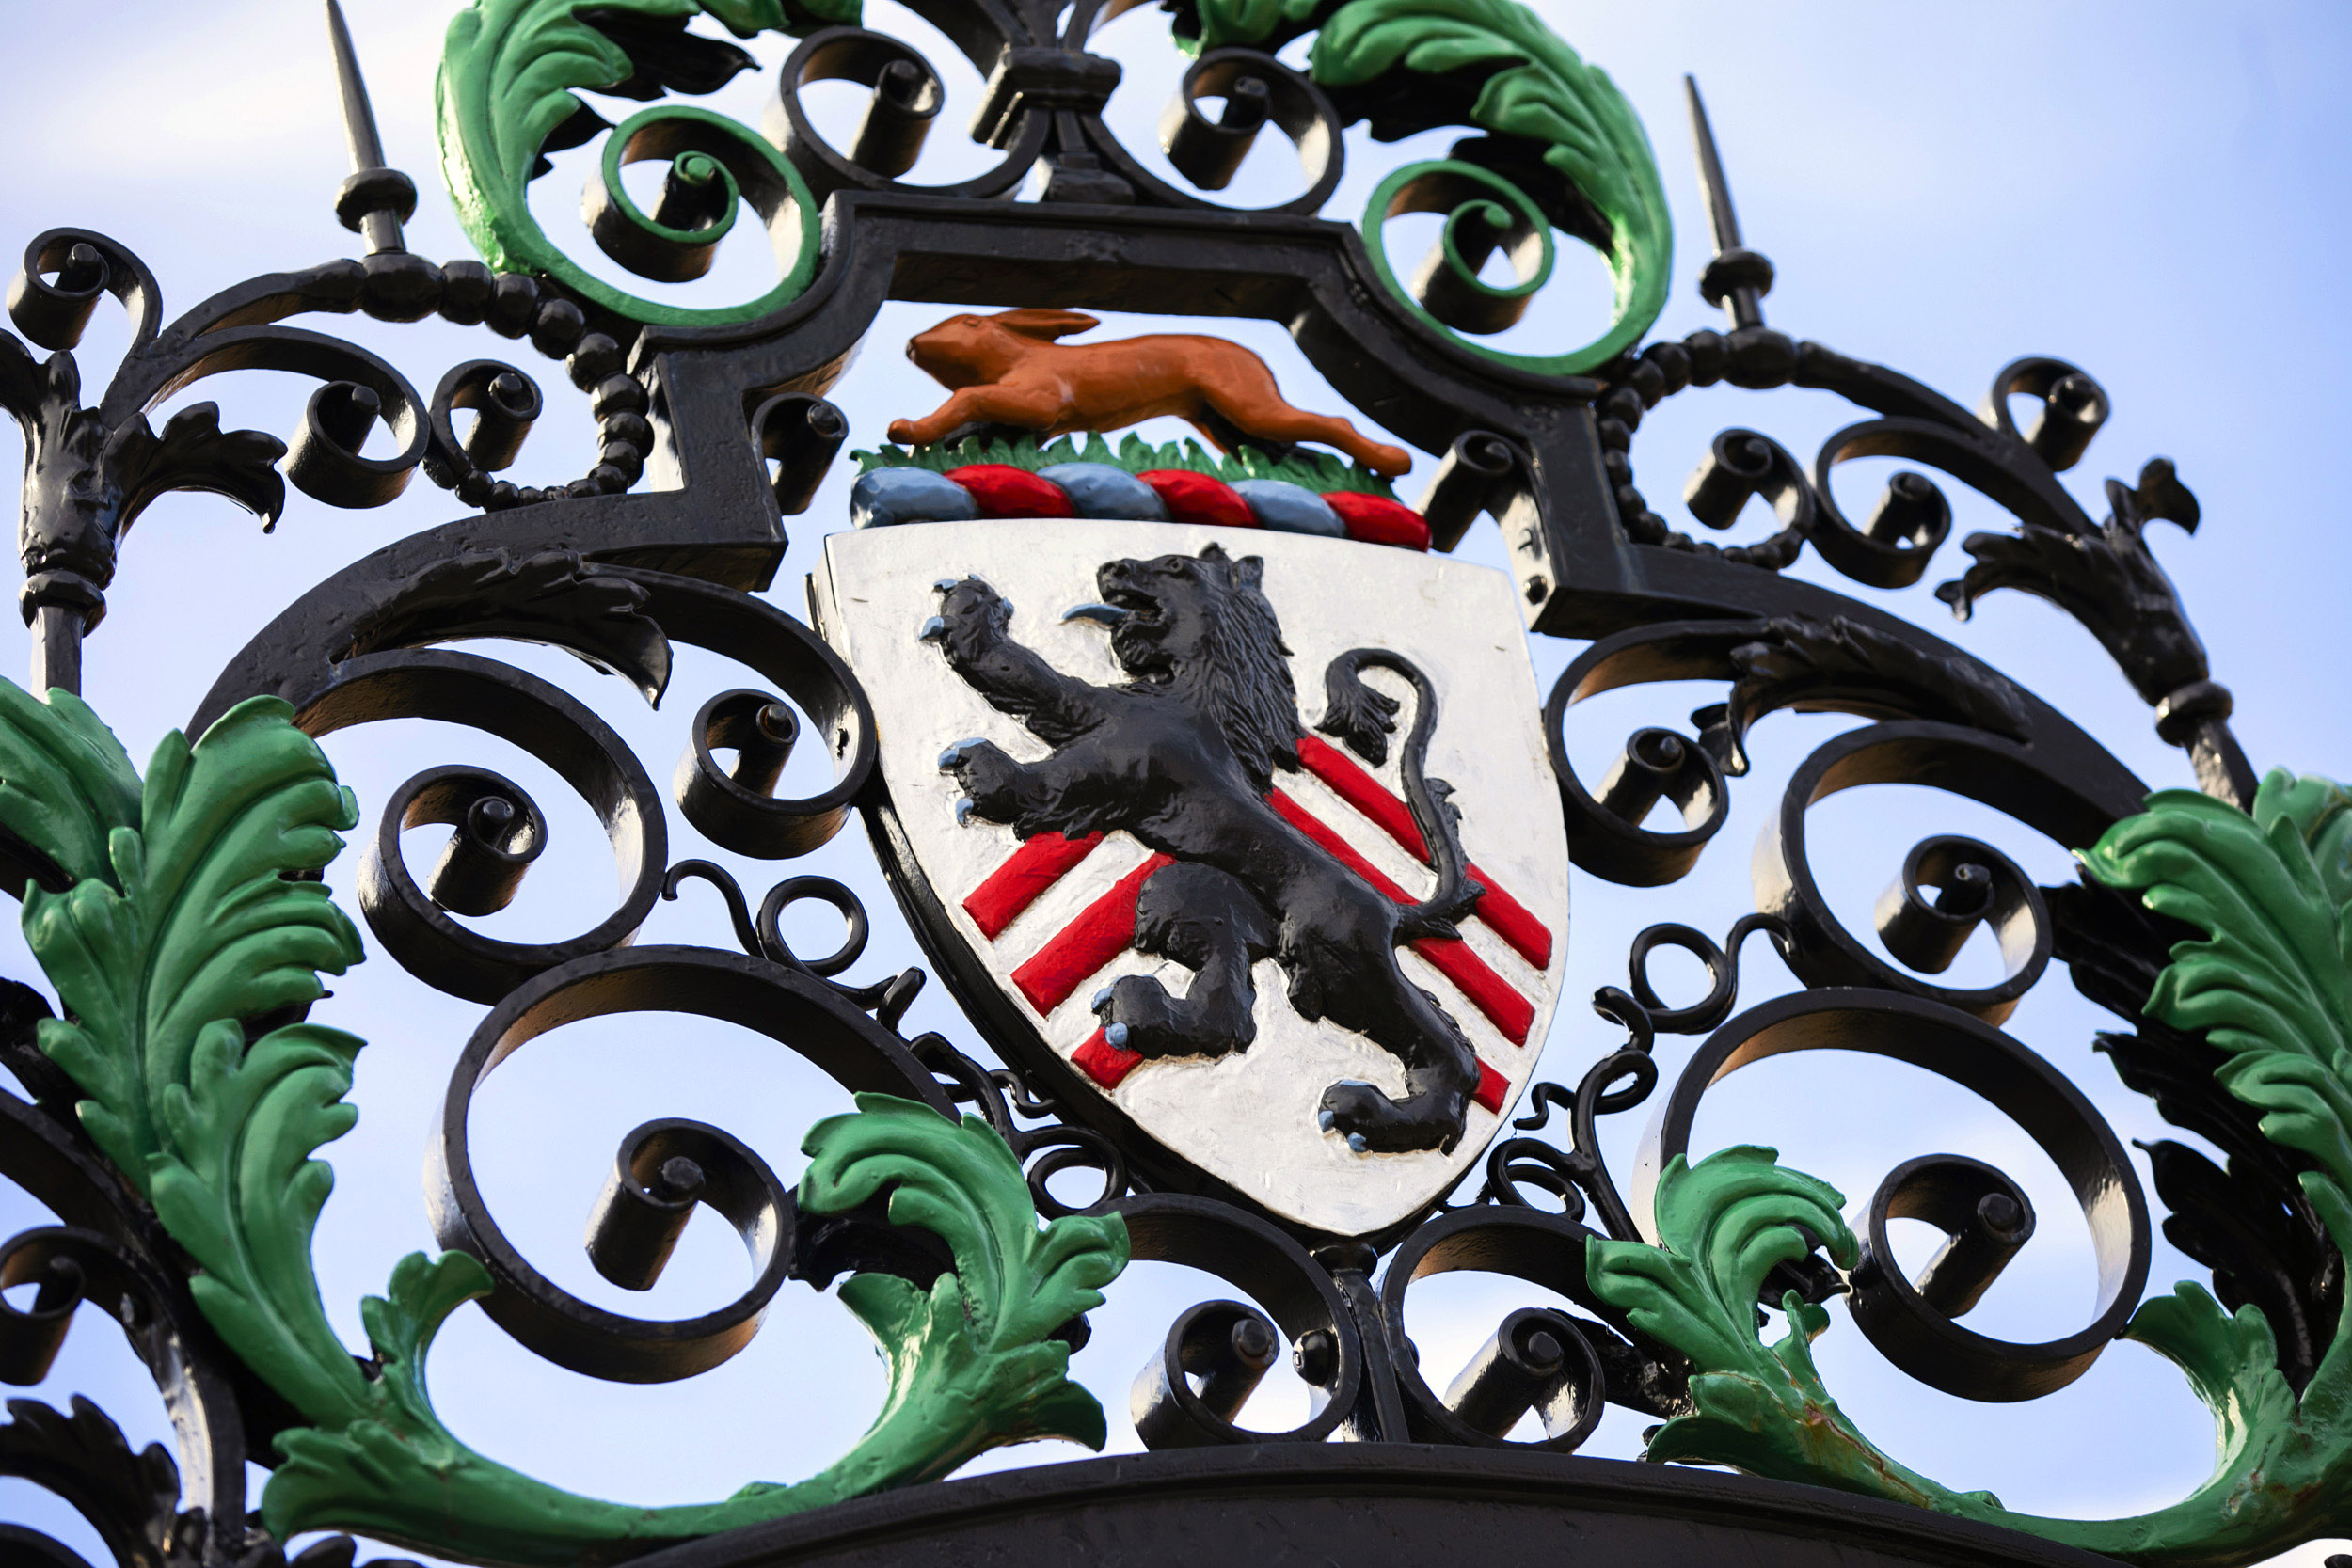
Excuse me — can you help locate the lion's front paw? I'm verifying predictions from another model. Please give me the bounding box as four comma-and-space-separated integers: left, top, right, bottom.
1093, 974, 1254, 1059
924, 576, 1013, 659
1092, 975, 1181, 1057
940, 736, 1021, 825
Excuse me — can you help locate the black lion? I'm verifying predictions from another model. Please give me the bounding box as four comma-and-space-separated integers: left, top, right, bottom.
921, 542, 1486, 1154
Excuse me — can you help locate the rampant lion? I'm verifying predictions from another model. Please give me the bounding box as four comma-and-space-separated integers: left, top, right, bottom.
921, 542, 1486, 1154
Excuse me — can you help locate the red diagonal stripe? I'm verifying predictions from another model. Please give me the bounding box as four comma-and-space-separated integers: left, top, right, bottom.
1421, 937, 1534, 1046
963, 832, 1103, 939
1295, 736, 1553, 970
1010, 853, 1175, 1014
1295, 735, 1429, 852
1475, 1059, 1507, 1113
1268, 791, 1533, 1046
1073, 1025, 1144, 1087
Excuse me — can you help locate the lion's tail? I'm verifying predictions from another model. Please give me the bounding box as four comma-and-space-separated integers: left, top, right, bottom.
1315, 649, 1484, 940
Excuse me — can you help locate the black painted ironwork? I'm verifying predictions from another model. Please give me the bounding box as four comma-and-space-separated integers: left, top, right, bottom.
0, 4, 2305, 1565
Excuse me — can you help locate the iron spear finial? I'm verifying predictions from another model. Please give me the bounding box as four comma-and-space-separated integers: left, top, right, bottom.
1683, 74, 1772, 331
325, 0, 416, 254
1684, 74, 1740, 256
326, 0, 386, 172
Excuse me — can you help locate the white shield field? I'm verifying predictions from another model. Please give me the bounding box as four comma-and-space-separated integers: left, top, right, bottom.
812, 520, 1568, 1237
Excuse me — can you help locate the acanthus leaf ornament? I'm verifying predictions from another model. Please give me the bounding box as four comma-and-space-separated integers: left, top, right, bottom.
8, 3, 2352, 1565
1937, 456, 2256, 804
1180, 0, 1673, 375
0, 294, 287, 695
0, 683, 1124, 1564
436, 0, 834, 329
338, 547, 675, 705
1581, 771, 2352, 1565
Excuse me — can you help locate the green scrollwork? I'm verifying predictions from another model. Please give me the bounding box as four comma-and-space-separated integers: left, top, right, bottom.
436, 0, 848, 329
1586, 768, 2352, 1566
1191, 0, 1672, 375
8, 686, 1126, 1565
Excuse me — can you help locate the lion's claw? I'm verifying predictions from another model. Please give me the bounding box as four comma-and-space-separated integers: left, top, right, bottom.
918, 615, 946, 642
939, 737, 987, 769
954, 797, 976, 826
1319, 1077, 1470, 1154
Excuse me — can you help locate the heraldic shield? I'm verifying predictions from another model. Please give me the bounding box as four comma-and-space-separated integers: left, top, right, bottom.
814, 521, 1568, 1238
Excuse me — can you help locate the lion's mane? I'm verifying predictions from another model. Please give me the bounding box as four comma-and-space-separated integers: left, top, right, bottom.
1119, 545, 1303, 792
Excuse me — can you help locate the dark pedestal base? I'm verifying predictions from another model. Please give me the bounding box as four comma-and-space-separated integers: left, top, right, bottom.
628, 1447, 2122, 1568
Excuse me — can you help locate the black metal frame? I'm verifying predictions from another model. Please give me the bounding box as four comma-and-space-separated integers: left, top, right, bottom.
0, 4, 2312, 1565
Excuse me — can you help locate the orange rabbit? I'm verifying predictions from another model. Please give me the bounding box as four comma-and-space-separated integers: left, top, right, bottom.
885, 309, 1413, 478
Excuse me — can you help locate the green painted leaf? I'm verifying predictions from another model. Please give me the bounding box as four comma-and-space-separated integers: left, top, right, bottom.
1584, 770, 2352, 1562
1194, 0, 1671, 374
0, 683, 140, 893
1591, 1147, 1855, 1375
257, 1091, 1131, 1558
2127, 1282, 2298, 1449
436, 0, 833, 327
798, 1094, 1128, 1460
154, 1020, 373, 1427
0, 688, 1135, 1561
2082, 775, 2352, 1239
29, 695, 362, 1182
441, 0, 667, 266
1590, 1148, 1983, 1514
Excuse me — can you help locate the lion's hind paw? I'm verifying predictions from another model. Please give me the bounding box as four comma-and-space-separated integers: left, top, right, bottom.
1318, 1077, 1466, 1154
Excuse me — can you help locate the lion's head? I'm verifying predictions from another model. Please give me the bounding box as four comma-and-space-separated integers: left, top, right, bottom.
1095, 544, 1301, 790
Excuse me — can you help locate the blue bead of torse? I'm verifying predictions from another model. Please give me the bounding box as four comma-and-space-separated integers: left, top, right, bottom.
1038, 462, 1170, 520
851, 467, 981, 528
1232, 478, 1344, 536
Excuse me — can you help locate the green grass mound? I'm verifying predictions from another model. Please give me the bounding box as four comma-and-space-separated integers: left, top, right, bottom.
850, 430, 1397, 499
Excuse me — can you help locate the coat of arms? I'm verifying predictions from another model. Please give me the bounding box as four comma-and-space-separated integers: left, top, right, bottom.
814, 318, 1566, 1236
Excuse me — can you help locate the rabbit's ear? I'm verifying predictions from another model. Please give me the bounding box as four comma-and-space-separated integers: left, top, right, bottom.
993, 309, 1099, 340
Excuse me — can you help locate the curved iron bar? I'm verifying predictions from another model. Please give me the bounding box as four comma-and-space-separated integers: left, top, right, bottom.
426, 946, 954, 1383
1635, 989, 2153, 1403
1595, 295, 2249, 801
0, 4, 2320, 1560
0, 1082, 262, 1564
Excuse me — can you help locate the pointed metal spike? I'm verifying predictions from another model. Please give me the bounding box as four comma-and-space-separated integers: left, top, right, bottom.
326, 0, 387, 173
1685, 75, 1772, 331
1684, 74, 1740, 255
325, 0, 412, 253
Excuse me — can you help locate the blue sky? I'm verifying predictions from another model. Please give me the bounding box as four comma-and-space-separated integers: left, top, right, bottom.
1, 2, 2350, 1564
